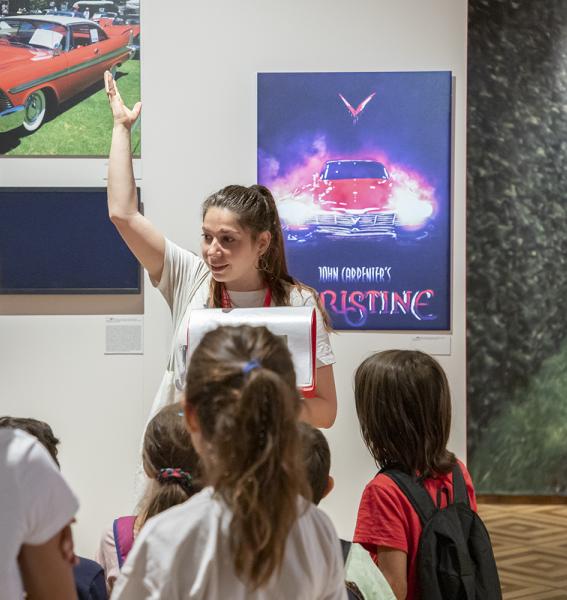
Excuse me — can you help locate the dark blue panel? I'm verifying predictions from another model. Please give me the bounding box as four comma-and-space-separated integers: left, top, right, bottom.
0, 188, 141, 294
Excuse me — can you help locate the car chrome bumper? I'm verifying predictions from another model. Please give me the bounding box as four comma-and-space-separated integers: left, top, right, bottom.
0, 105, 25, 133
315, 227, 397, 238
311, 211, 398, 237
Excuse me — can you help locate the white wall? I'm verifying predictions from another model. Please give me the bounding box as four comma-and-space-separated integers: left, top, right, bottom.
0, 0, 468, 556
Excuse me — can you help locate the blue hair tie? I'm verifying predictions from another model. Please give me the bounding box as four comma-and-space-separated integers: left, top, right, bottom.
242, 359, 261, 374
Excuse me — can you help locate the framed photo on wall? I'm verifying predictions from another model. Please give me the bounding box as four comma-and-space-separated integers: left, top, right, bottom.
0, 4, 140, 157
258, 71, 452, 331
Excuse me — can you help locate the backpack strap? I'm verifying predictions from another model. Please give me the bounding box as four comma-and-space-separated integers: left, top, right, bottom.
113, 516, 137, 568
382, 469, 437, 525
451, 463, 470, 507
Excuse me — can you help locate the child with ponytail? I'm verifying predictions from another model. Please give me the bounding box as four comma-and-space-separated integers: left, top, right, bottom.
112, 325, 346, 599
96, 403, 202, 594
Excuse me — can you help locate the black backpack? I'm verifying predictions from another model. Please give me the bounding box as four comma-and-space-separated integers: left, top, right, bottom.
383, 464, 502, 600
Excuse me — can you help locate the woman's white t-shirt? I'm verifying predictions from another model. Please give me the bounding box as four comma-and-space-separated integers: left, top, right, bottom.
0, 429, 79, 600
149, 239, 335, 414
112, 487, 347, 600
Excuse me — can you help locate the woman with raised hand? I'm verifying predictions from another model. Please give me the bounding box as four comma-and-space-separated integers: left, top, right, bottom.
104, 71, 337, 429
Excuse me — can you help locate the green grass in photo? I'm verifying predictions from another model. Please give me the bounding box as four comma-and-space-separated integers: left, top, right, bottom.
1, 59, 141, 157
470, 336, 567, 494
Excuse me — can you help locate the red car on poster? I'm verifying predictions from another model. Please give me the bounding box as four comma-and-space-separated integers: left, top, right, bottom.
0, 15, 134, 133
278, 159, 435, 242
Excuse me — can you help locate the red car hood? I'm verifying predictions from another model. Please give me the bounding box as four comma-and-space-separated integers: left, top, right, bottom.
0, 43, 52, 72
318, 178, 392, 211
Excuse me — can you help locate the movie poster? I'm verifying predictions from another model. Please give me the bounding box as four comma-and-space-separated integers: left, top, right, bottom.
258, 72, 452, 330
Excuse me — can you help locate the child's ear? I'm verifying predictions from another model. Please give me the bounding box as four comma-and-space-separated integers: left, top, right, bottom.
184, 401, 207, 459
321, 475, 335, 501
184, 401, 200, 434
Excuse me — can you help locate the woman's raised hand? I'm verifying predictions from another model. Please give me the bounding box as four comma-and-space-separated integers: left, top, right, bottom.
104, 70, 141, 129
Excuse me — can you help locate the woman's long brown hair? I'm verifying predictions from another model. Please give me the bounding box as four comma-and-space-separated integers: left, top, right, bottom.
185, 325, 310, 589
202, 184, 332, 329
354, 349, 456, 478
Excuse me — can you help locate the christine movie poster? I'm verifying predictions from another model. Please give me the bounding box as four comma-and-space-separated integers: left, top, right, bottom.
258, 72, 452, 330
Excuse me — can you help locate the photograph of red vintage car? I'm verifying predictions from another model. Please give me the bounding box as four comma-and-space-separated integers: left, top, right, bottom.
277, 159, 435, 243
0, 12, 139, 156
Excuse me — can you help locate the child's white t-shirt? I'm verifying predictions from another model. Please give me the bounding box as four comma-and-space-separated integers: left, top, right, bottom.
113, 487, 347, 600
0, 429, 79, 600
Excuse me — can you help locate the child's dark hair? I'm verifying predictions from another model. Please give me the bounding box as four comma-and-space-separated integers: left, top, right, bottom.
298, 422, 330, 505
355, 350, 456, 478
186, 324, 309, 590
202, 184, 331, 329
0, 416, 60, 467
138, 403, 202, 527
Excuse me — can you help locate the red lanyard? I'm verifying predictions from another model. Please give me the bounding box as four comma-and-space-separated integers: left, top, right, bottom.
220, 285, 272, 308
190, 286, 273, 362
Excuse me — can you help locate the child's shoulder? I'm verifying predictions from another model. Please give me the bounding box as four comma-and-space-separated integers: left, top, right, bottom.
143, 487, 218, 540
297, 500, 336, 535
367, 470, 402, 490
359, 461, 478, 528
364, 462, 473, 496
292, 502, 342, 561
361, 471, 409, 505
290, 498, 339, 554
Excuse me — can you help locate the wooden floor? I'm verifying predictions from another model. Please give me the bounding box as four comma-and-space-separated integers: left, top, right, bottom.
478, 503, 567, 599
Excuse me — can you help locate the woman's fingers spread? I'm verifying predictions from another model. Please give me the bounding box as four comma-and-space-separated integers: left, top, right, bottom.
104, 70, 141, 125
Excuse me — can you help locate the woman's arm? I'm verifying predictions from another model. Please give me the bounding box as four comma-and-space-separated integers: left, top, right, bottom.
105, 71, 166, 283
299, 364, 337, 429
19, 527, 78, 600
375, 547, 407, 600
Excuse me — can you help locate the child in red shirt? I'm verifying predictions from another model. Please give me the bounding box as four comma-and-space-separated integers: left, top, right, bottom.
352, 350, 478, 600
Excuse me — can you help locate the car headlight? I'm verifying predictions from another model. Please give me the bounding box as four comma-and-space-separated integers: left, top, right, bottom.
390, 188, 434, 228
277, 200, 316, 227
